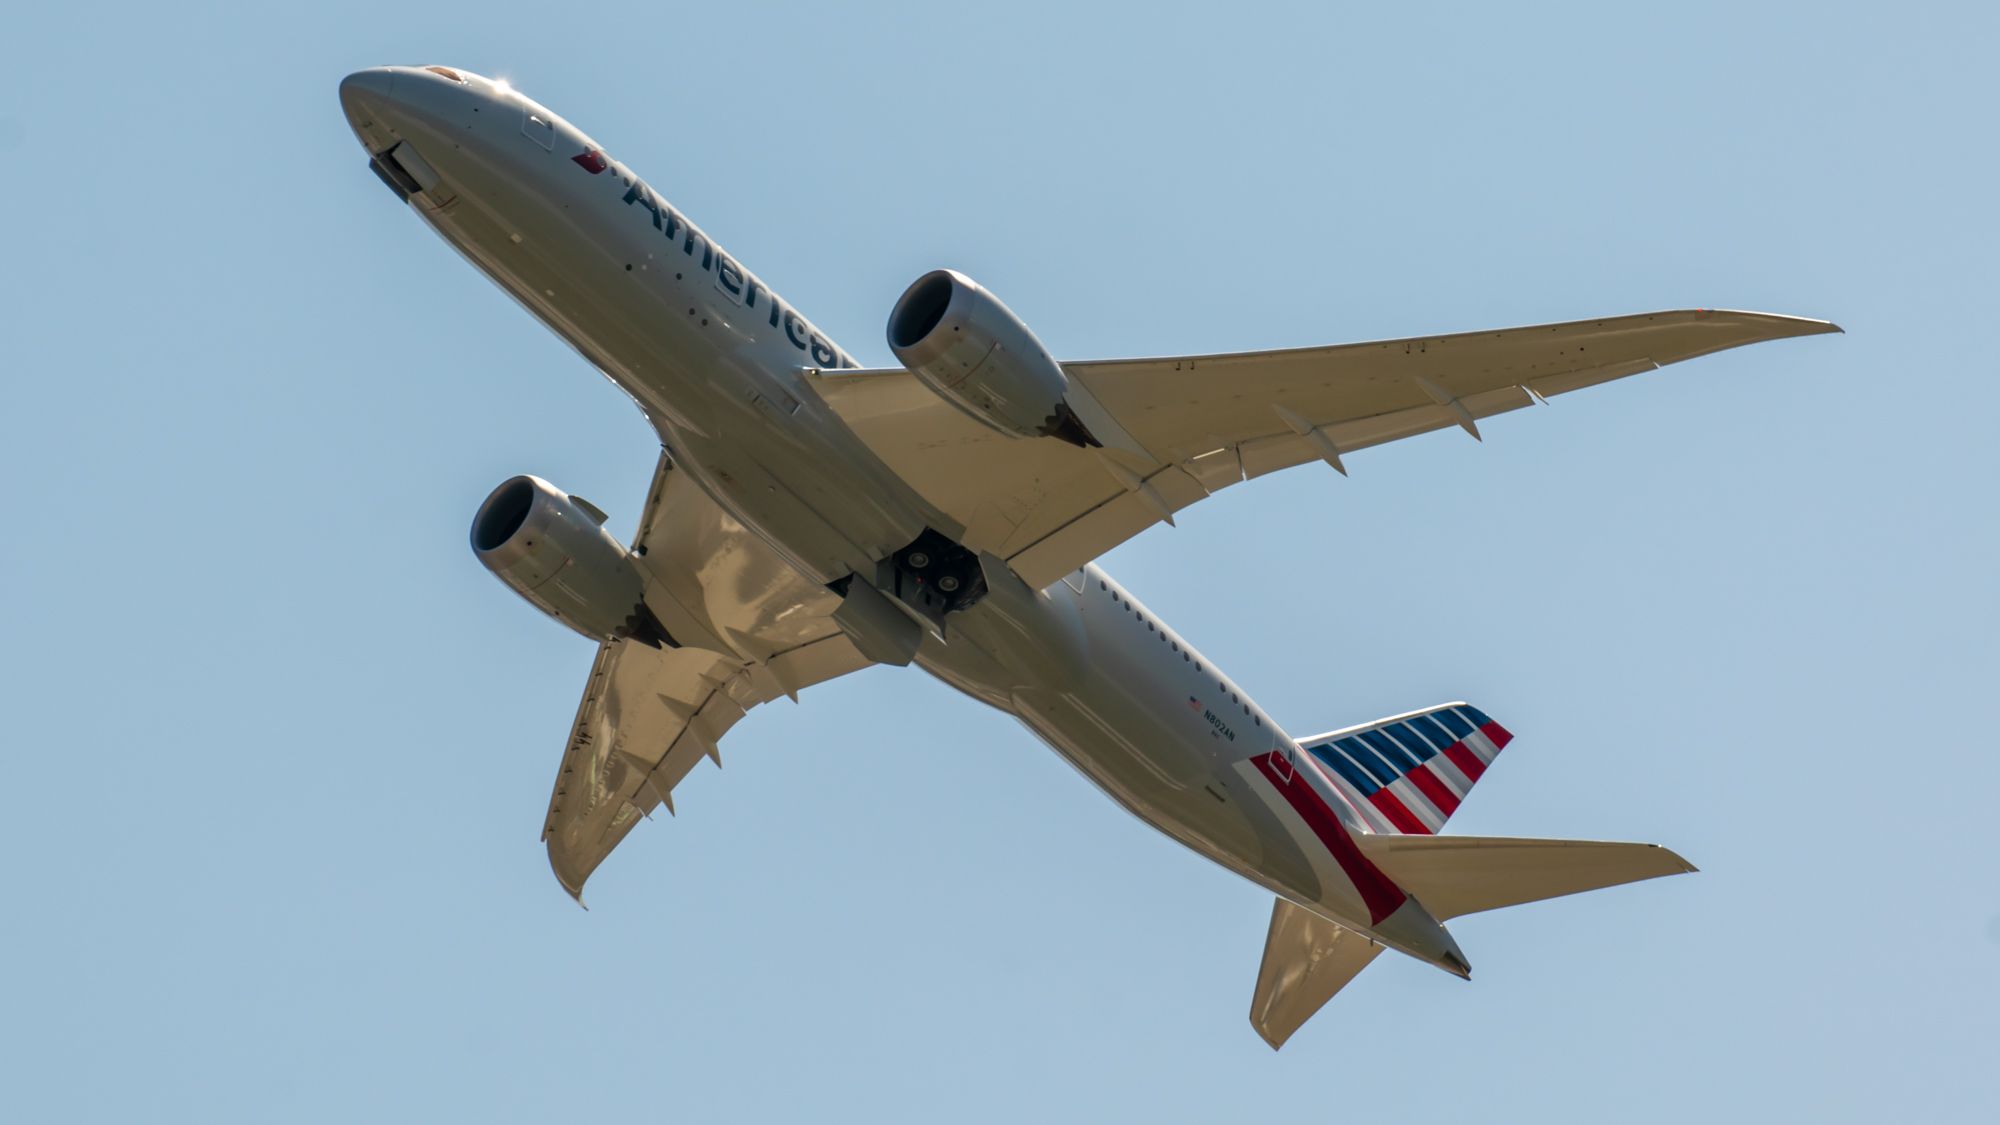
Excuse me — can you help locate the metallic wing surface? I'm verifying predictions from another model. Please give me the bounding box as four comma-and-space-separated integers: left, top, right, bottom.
811, 310, 1841, 589
543, 453, 872, 899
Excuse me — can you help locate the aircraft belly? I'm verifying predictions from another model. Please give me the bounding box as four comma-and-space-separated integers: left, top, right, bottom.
920, 584, 1321, 900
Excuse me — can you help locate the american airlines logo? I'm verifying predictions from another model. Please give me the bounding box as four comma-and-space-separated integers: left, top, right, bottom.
600, 160, 860, 371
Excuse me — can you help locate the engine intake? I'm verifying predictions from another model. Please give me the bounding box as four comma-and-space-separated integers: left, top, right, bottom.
887, 269, 1097, 446
471, 475, 671, 646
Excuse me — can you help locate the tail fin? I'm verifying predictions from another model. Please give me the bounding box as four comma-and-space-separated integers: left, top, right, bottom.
1298, 702, 1510, 835
1355, 834, 1697, 920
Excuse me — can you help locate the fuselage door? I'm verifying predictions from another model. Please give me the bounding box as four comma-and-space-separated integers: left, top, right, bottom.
1270, 738, 1297, 783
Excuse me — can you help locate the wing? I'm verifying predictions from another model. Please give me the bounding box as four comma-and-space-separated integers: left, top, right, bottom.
542, 452, 872, 900
811, 309, 1840, 589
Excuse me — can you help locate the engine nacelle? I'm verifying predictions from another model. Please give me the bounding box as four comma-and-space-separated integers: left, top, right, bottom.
886, 269, 1096, 445
470, 475, 669, 646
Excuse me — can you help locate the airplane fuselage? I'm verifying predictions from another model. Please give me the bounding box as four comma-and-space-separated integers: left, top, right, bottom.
340, 65, 1465, 969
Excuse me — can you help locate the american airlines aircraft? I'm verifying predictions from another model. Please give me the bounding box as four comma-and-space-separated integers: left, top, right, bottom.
339, 64, 1838, 1047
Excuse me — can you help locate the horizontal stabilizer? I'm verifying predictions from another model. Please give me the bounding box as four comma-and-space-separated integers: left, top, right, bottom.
1250, 898, 1384, 1050
1355, 834, 1696, 921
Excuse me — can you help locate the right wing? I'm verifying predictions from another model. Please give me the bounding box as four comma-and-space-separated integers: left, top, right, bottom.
541, 452, 872, 900
812, 309, 1840, 589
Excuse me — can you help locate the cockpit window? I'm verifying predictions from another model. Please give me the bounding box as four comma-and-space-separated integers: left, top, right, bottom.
425, 66, 467, 83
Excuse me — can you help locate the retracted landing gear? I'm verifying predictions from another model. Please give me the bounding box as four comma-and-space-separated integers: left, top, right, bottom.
826, 528, 989, 665
887, 528, 987, 625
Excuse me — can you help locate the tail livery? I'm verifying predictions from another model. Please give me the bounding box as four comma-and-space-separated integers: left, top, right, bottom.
1250, 703, 1693, 1048
1298, 703, 1511, 835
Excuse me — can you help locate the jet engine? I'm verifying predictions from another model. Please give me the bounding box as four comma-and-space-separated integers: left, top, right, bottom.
886, 269, 1097, 446
470, 475, 670, 646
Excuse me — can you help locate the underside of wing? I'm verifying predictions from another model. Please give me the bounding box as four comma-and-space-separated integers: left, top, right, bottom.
811, 310, 1839, 588
542, 452, 872, 900
545, 630, 866, 900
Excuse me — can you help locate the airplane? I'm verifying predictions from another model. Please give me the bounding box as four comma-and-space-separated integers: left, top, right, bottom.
339, 64, 1840, 1048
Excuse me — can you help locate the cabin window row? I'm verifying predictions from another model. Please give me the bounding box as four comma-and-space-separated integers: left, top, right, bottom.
1100, 580, 1259, 726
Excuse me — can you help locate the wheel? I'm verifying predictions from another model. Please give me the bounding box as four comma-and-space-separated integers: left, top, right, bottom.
907, 551, 931, 569
938, 575, 961, 593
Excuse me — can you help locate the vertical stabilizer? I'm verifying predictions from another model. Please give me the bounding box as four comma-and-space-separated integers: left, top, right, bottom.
1297, 703, 1511, 835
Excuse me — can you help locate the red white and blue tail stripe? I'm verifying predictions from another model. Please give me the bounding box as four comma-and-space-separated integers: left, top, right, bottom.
1297, 703, 1512, 835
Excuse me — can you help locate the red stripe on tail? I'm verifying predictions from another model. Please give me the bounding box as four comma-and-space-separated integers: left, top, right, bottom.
1443, 742, 1486, 782
1367, 788, 1431, 835
1405, 765, 1461, 818
1251, 754, 1406, 924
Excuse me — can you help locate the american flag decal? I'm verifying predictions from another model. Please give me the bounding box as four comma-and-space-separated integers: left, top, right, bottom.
1187, 695, 1203, 713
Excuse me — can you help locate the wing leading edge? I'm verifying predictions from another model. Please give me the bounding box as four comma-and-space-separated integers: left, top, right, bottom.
811, 309, 1840, 589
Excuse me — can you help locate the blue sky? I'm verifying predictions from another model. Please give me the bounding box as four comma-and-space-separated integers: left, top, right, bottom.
5, 2, 1996, 1120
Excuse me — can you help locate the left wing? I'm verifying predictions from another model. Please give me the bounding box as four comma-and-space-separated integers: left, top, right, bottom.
542, 453, 872, 900
811, 309, 1839, 589
1250, 898, 1384, 1049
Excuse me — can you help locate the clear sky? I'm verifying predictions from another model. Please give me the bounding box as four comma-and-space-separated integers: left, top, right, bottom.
4, 2, 1995, 1121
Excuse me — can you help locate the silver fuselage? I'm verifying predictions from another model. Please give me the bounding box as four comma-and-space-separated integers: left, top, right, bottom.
340, 65, 1455, 963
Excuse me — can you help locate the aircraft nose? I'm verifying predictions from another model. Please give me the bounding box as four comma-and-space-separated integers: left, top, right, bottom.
339, 67, 406, 151
339, 67, 398, 116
